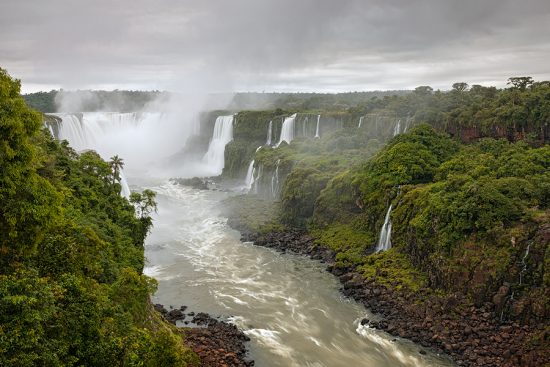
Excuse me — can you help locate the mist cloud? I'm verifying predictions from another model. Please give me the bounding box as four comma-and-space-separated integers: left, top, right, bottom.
1, 0, 549, 92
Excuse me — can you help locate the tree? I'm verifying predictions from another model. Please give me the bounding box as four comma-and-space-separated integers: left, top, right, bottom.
507, 77, 534, 91
452, 82, 469, 92
414, 86, 434, 96
129, 190, 157, 219
109, 155, 124, 184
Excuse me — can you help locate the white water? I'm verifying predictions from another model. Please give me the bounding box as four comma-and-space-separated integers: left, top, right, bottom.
315, 115, 321, 138
358, 116, 364, 128
393, 120, 402, 136
403, 117, 412, 133
143, 181, 453, 367
376, 205, 393, 252
119, 170, 131, 198
266, 120, 273, 146
277, 114, 297, 146
203, 115, 234, 175
52, 112, 185, 196
519, 244, 531, 285
51, 112, 200, 177
245, 160, 255, 190
271, 159, 281, 199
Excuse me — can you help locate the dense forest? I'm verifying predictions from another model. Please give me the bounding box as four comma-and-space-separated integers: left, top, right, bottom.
221, 77, 550, 366
0, 69, 198, 366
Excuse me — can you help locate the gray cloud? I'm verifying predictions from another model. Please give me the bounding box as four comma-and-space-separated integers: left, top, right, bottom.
1, 0, 549, 92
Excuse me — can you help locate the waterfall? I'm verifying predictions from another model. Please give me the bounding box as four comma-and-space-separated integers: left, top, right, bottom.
315, 115, 321, 138
519, 244, 531, 285
51, 112, 169, 199
44, 122, 56, 137
52, 112, 168, 154
266, 120, 273, 146
245, 160, 255, 190
276, 114, 297, 147
302, 116, 308, 137
403, 116, 412, 133
358, 116, 364, 128
119, 170, 131, 199
271, 159, 281, 198
252, 164, 263, 194
376, 204, 393, 252
393, 119, 402, 136
203, 115, 234, 175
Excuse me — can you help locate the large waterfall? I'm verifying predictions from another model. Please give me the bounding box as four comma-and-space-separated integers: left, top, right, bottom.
358, 116, 364, 128
277, 114, 297, 146
50, 111, 197, 176
203, 115, 234, 175
376, 205, 393, 252
50, 112, 182, 196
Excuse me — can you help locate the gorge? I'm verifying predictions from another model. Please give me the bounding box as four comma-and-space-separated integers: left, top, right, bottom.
6, 71, 550, 367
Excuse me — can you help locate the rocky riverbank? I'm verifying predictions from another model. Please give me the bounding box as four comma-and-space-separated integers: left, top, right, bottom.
239, 229, 549, 367
155, 304, 254, 367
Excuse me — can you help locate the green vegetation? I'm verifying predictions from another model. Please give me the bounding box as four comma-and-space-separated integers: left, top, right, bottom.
1, 69, 198, 366
229, 78, 549, 323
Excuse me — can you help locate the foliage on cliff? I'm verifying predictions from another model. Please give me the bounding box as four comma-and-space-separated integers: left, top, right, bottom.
310, 125, 550, 322
233, 82, 549, 320
1, 69, 198, 366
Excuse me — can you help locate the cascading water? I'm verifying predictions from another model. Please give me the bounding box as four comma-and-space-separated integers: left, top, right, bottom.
203, 115, 234, 175
271, 159, 281, 199
266, 120, 273, 146
51, 112, 177, 197
519, 244, 531, 285
315, 115, 321, 138
393, 119, 402, 136
276, 114, 297, 147
119, 170, 131, 198
302, 116, 308, 137
245, 161, 255, 190
251, 164, 263, 194
358, 116, 364, 128
244, 147, 262, 191
376, 204, 393, 252
403, 117, 412, 133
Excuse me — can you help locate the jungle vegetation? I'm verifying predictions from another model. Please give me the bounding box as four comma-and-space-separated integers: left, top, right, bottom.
1, 68, 198, 366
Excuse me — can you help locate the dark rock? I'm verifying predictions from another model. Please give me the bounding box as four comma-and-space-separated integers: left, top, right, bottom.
171, 177, 209, 190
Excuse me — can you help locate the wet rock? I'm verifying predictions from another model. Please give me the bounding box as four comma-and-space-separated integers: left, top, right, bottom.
172, 177, 209, 190
222, 222, 550, 367
159, 307, 253, 367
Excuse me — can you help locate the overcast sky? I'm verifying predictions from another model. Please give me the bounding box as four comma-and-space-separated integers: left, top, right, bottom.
2, 0, 549, 93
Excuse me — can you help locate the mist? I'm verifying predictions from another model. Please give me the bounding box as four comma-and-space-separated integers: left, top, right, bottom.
52, 90, 234, 178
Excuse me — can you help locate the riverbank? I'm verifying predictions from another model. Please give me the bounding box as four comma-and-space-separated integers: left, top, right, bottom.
228, 220, 549, 367
155, 304, 254, 366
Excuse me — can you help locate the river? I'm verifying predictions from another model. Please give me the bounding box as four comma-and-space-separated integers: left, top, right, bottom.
142, 180, 454, 367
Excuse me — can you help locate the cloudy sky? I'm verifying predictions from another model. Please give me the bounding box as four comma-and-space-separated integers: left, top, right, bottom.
2, 0, 549, 93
